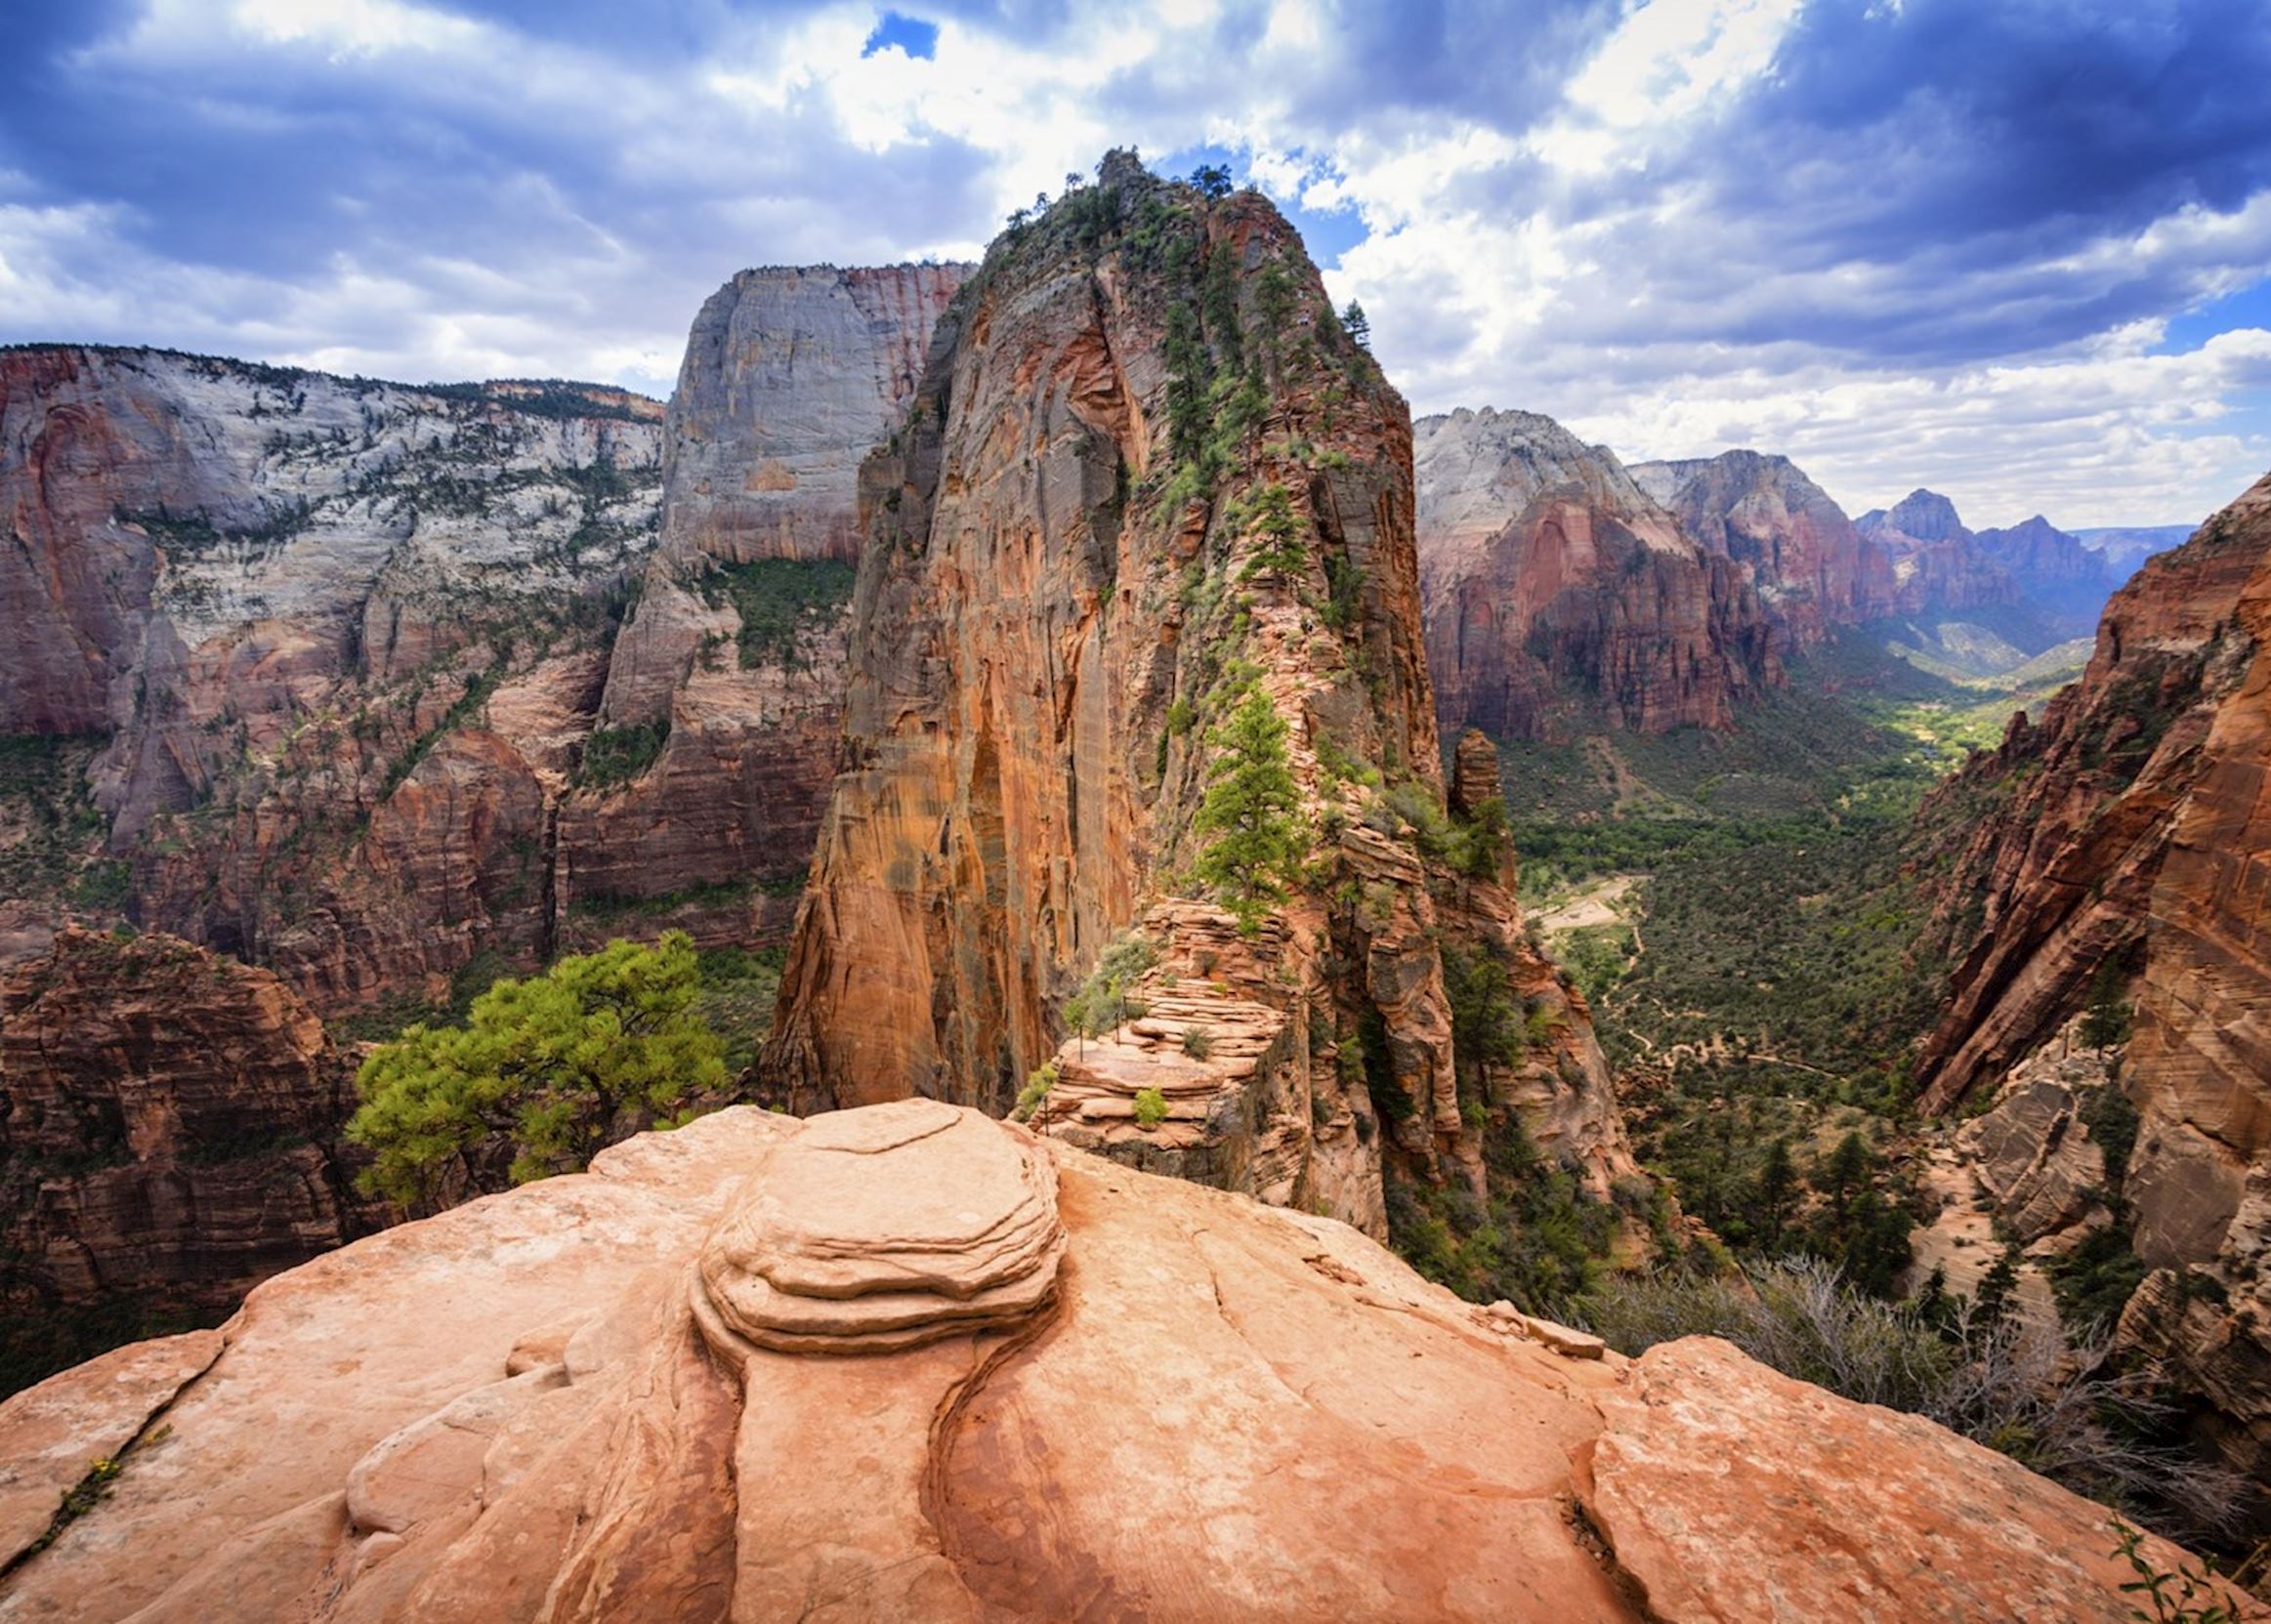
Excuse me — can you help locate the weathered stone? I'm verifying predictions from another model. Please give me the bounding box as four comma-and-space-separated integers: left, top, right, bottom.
0, 1108, 2238, 1622
1579, 1336, 2240, 1624
763, 163, 1634, 1238
1915, 470, 2271, 1495
1857, 486, 2025, 614
1416, 407, 1786, 741
1631, 448, 1901, 646
0, 929, 366, 1393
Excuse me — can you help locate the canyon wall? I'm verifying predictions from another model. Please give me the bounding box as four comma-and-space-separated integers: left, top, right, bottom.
554, 264, 966, 947
1858, 487, 2025, 615
764, 157, 1630, 1236
0, 1103, 2238, 1623
1630, 449, 1900, 647
1914, 470, 2271, 1483
1, 283, 960, 1007
0, 928, 367, 1392
1975, 514, 2113, 627
0, 347, 666, 1006
1414, 408, 1786, 741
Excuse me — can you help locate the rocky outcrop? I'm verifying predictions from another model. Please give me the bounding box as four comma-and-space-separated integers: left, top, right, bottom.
1976, 514, 2115, 630
1914, 470, 2271, 1485
1859, 486, 2024, 615
1631, 449, 1900, 645
1415, 408, 1785, 740
0, 1104, 2244, 1621
0, 929, 365, 1393
555, 266, 966, 946
765, 158, 1634, 1238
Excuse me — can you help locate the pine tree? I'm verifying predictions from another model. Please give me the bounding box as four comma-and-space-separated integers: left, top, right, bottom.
348, 933, 727, 1207
1975, 1243, 2025, 1329
1341, 300, 1370, 350
1816, 1130, 1872, 1228
1754, 1136, 1797, 1247
1192, 686, 1305, 935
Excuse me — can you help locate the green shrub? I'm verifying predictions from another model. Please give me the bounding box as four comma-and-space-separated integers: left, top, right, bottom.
1181, 1026, 1214, 1060
1014, 1062, 1059, 1122
580, 721, 668, 788
348, 933, 728, 1206
1064, 932, 1157, 1040
700, 558, 857, 668
1133, 1086, 1169, 1128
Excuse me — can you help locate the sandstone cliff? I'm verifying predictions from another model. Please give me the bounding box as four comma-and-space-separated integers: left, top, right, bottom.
0, 1103, 2242, 1622
1415, 408, 1785, 741
764, 157, 1630, 1238
0, 928, 365, 1394
1630, 448, 1901, 646
1914, 469, 2271, 1484
1975, 514, 2115, 630
555, 265, 966, 948
1859, 486, 2025, 615
0, 346, 665, 1005
2, 291, 960, 1007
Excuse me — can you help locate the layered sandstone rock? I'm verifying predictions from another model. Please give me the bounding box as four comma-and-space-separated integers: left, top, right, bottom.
764, 157, 1633, 1235
1859, 486, 2024, 615
0, 929, 364, 1392
1631, 448, 1901, 645
1976, 514, 2114, 629
1914, 470, 2271, 1484
1415, 408, 1785, 740
0, 346, 665, 1004
556, 265, 966, 945
0, 1105, 2241, 1622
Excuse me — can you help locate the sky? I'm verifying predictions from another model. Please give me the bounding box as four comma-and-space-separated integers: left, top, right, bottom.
5, 1, 2270, 527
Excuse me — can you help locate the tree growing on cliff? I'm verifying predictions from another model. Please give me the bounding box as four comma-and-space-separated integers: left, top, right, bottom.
348, 933, 728, 1206
1341, 300, 1370, 350
1193, 686, 1305, 934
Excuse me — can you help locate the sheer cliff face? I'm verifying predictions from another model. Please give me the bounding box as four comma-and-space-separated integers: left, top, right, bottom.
0, 347, 664, 1005
1414, 408, 1785, 741
1630, 450, 1899, 645
766, 162, 1630, 1234
555, 265, 966, 943
0, 928, 366, 1393
1974, 515, 2114, 628
1, 286, 961, 1006
1858, 487, 2022, 614
1914, 471, 2271, 1479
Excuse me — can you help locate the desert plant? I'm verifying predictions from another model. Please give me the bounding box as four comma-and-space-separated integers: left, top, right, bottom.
1014, 1062, 1058, 1123
1133, 1086, 1169, 1128
1193, 686, 1305, 934
1182, 1026, 1215, 1060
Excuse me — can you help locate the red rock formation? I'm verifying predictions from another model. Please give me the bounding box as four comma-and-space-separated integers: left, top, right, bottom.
1976, 513, 2113, 626
765, 157, 1633, 1234
554, 264, 966, 947
1415, 409, 1786, 741
0, 1103, 2242, 1621
1914, 470, 2271, 1485
1859, 486, 2024, 614
0, 928, 365, 1393
0, 347, 666, 1005
1631, 449, 1901, 646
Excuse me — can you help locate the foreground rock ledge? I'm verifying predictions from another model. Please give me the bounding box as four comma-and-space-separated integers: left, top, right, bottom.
0, 1106, 2245, 1622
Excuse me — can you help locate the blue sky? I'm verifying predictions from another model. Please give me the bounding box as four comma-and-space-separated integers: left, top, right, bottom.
4, 1, 2269, 526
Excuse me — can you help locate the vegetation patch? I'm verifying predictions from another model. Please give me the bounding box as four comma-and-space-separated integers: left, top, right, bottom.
699, 558, 857, 669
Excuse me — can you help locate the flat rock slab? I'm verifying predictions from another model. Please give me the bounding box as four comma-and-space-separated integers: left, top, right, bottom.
0, 1330, 222, 1568
1580, 1336, 2250, 1623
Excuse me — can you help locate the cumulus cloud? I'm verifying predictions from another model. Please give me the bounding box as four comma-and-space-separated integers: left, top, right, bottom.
0, 0, 2266, 523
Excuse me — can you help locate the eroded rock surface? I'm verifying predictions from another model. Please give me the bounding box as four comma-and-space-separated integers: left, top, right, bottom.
1415, 408, 1786, 741
1631, 448, 1900, 648
0, 928, 367, 1392
1915, 469, 2271, 1492
0, 1105, 2241, 1622
556, 264, 966, 946
765, 158, 1635, 1236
